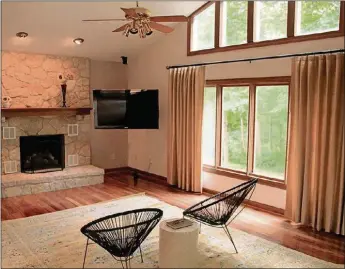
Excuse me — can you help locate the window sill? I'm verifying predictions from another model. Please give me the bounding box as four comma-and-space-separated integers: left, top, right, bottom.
203, 166, 286, 190
188, 31, 344, 57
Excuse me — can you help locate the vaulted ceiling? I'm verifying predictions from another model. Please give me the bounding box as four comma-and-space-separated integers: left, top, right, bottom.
2, 1, 205, 62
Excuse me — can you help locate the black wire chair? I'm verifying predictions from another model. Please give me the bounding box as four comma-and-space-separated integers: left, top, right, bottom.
80, 208, 163, 269
183, 178, 258, 253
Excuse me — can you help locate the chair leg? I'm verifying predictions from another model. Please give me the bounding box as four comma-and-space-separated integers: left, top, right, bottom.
139, 244, 144, 263
126, 257, 131, 269
222, 225, 238, 254
199, 221, 202, 234
82, 238, 90, 269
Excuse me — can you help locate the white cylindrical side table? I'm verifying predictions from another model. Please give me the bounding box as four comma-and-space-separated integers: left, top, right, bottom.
159, 218, 199, 268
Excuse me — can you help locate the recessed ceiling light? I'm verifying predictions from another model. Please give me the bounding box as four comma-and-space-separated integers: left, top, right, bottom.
16, 32, 28, 38
73, 38, 84, 45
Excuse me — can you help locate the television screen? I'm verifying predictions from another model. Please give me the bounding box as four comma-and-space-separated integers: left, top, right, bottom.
93, 89, 159, 129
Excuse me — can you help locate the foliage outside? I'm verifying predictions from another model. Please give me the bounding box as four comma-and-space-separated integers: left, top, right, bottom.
192, 1, 340, 49
297, 1, 340, 35
222, 1, 247, 46
254, 86, 288, 179
202, 86, 288, 180
192, 4, 215, 51
202, 87, 217, 165
255, 1, 288, 41
222, 87, 249, 171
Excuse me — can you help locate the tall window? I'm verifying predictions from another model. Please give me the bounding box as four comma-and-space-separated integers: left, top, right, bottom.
189, 1, 344, 55
221, 86, 249, 171
202, 87, 217, 165
202, 78, 290, 183
191, 3, 215, 51
254, 86, 288, 179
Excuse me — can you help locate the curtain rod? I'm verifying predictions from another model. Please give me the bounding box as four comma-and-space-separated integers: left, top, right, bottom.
166, 49, 345, 69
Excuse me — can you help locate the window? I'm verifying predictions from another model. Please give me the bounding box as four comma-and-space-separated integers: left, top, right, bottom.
295, 1, 341, 36
221, 86, 249, 171
191, 3, 215, 51
254, 86, 288, 179
202, 87, 217, 166
188, 1, 344, 55
202, 77, 290, 185
254, 1, 288, 41
221, 1, 248, 46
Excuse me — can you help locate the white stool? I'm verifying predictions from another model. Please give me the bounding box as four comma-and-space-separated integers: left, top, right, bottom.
159, 218, 199, 268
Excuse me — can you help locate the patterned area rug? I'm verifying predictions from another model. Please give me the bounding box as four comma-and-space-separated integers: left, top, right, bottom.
2, 193, 343, 268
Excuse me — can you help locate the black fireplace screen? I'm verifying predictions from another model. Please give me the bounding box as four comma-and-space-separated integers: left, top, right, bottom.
20, 134, 65, 173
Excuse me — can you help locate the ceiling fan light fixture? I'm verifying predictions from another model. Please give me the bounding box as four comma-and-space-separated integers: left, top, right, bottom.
143, 22, 152, 36
123, 24, 131, 37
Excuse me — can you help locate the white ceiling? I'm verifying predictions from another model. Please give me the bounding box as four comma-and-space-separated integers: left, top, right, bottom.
2, 1, 205, 62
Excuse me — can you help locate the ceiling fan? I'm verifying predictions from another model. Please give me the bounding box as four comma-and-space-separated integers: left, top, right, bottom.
82, 1, 188, 38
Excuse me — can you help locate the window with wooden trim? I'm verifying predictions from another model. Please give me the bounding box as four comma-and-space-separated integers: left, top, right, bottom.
201, 77, 290, 186
188, 1, 344, 55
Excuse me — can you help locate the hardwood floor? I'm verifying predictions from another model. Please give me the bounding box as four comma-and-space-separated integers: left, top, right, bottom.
2, 171, 344, 264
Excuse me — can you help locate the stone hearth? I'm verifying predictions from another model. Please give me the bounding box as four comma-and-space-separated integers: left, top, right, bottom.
1, 165, 104, 198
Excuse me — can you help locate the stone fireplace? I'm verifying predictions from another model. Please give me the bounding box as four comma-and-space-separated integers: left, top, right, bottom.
1, 51, 104, 197
20, 134, 65, 173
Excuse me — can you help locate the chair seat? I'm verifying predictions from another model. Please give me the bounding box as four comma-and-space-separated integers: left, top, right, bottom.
81, 208, 163, 268
182, 178, 258, 253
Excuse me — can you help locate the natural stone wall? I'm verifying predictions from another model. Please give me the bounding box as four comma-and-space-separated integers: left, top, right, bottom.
1, 51, 90, 108
1, 51, 92, 174
1, 115, 92, 173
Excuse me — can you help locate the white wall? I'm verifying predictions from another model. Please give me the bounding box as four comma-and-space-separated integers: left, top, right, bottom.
90, 60, 128, 169
127, 23, 344, 209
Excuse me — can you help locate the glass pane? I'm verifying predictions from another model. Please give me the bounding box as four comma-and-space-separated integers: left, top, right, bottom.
192, 4, 215, 51
221, 87, 249, 172
202, 87, 217, 166
296, 1, 340, 35
221, 1, 248, 46
254, 85, 288, 180
254, 1, 288, 41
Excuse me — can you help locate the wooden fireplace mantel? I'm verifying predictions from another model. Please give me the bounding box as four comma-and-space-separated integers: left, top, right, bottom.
1, 107, 92, 118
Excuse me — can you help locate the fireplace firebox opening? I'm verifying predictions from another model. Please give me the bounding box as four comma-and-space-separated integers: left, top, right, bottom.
20, 134, 65, 173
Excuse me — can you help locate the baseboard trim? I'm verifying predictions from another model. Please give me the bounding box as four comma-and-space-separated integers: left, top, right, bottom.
202, 187, 285, 216
106, 167, 285, 216
105, 166, 166, 182
104, 167, 131, 174
129, 167, 167, 182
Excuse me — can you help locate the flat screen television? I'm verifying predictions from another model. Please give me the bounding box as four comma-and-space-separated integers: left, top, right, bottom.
93, 89, 159, 129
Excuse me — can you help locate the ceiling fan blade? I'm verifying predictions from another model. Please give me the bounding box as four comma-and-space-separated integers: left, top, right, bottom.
150, 16, 188, 23
149, 22, 174, 33
112, 24, 129, 32
121, 7, 138, 17
83, 19, 127, 22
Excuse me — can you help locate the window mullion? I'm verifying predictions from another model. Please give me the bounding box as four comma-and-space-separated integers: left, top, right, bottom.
215, 85, 222, 168
287, 1, 296, 37
247, 1, 254, 43
340, 1, 345, 34
247, 84, 256, 175
215, 1, 221, 48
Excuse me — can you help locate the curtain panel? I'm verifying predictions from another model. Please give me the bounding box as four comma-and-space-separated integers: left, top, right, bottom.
167, 66, 205, 192
285, 53, 345, 235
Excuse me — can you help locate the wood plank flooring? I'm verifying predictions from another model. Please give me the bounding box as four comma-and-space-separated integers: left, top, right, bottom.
1, 171, 344, 264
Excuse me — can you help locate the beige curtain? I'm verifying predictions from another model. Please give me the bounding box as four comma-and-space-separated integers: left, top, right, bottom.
167, 66, 205, 192
285, 53, 345, 235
